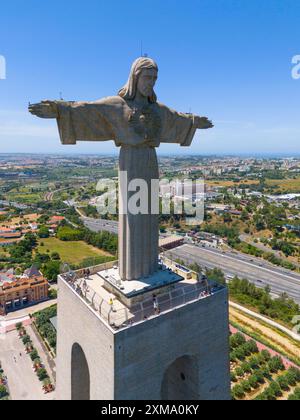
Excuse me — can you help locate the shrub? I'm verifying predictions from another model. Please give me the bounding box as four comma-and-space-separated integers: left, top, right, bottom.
235, 367, 244, 378
277, 375, 290, 391
268, 381, 282, 398
255, 370, 265, 384
232, 384, 245, 399
240, 343, 252, 357
285, 370, 297, 387
0, 384, 8, 398
260, 365, 271, 379
230, 333, 246, 349
268, 356, 285, 373
230, 372, 237, 383
255, 393, 266, 400
288, 387, 300, 401
264, 388, 276, 401
241, 362, 252, 374
22, 335, 31, 345
248, 356, 260, 369
248, 375, 259, 389
235, 347, 246, 361
241, 380, 251, 393
287, 367, 300, 382
37, 368, 48, 381
49, 288, 58, 299
230, 352, 237, 362
30, 349, 39, 361
261, 349, 271, 362
245, 340, 258, 354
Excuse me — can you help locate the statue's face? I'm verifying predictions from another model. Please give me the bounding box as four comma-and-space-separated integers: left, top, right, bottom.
137, 68, 158, 98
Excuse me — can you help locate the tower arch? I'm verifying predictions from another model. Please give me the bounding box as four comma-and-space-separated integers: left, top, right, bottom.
71, 343, 90, 400
161, 355, 199, 400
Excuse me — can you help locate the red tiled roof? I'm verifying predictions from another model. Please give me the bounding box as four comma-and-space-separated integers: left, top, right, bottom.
50, 216, 65, 223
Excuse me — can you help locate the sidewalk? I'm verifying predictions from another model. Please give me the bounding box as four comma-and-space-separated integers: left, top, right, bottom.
27, 324, 56, 383
5, 299, 57, 321
3, 316, 32, 333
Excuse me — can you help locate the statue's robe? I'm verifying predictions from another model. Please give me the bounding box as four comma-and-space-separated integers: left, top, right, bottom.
56, 96, 198, 281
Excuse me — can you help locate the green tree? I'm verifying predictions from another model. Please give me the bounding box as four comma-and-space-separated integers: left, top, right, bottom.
30, 349, 39, 361
0, 384, 8, 398
37, 368, 48, 381
205, 268, 226, 286
277, 375, 290, 391
38, 226, 50, 238
232, 384, 245, 399
42, 260, 60, 282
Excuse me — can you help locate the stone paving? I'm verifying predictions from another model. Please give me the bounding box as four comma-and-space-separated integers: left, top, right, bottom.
0, 330, 55, 400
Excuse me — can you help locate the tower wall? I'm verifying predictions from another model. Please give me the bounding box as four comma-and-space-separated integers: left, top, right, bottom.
56, 276, 231, 400
56, 278, 115, 400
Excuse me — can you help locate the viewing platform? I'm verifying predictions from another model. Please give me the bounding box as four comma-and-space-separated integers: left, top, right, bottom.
59, 260, 225, 332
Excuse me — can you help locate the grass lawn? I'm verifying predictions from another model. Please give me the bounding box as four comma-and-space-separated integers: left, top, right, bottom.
37, 237, 114, 265
265, 177, 300, 193
6, 192, 43, 204
206, 179, 260, 187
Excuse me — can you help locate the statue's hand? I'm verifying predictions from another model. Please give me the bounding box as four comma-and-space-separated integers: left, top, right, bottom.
28, 100, 58, 119
194, 116, 214, 129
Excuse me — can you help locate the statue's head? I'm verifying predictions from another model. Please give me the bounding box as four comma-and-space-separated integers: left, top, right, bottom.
118, 57, 158, 103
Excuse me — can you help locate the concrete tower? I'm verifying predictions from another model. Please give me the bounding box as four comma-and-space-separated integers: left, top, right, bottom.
56, 259, 231, 400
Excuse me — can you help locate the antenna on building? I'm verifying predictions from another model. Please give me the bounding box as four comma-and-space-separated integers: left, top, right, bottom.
59, 92, 64, 100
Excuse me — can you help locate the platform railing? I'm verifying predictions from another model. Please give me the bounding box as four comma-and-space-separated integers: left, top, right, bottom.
60, 271, 225, 331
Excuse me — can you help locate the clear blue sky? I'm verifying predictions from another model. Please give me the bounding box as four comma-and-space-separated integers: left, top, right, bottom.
0, 0, 299, 156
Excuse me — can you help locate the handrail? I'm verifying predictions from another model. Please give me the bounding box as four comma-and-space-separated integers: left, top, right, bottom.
60, 272, 224, 331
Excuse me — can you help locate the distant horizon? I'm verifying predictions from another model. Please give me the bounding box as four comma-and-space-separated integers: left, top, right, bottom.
1, 151, 300, 159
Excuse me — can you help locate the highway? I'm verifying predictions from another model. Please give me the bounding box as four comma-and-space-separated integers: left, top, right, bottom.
82, 217, 119, 235
80, 218, 300, 304
165, 243, 300, 304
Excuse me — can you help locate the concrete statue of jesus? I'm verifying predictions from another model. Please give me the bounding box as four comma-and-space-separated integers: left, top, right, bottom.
29, 57, 213, 281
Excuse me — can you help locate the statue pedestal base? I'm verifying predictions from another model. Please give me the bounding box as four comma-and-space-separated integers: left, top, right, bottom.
98, 263, 183, 308
56, 265, 231, 400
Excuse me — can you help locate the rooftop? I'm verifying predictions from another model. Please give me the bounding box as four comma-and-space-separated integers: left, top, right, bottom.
60, 262, 225, 332
98, 264, 183, 298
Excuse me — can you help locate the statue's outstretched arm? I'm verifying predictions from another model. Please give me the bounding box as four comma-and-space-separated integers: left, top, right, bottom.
29, 99, 115, 145
29, 100, 60, 119
193, 115, 214, 130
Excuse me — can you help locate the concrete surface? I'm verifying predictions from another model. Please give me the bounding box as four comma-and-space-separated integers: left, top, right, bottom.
0, 330, 55, 400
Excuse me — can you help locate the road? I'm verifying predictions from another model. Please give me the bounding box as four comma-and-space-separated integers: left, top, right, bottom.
166, 244, 300, 304
240, 233, 300, 269
82, 217, 118, 235
0, 330, 55, 400
0, 200, 29, 210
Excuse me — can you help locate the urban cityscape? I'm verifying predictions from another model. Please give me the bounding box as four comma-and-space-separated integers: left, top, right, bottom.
0, 153, 299, 400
